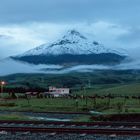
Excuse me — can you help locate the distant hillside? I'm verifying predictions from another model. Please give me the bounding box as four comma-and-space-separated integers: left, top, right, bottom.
1, 70, 140, 89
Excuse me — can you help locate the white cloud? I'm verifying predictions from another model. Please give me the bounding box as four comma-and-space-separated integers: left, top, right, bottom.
1, 58, 140, 76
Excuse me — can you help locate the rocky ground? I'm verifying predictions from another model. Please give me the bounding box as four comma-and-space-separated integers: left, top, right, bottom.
0, 132, 140, 140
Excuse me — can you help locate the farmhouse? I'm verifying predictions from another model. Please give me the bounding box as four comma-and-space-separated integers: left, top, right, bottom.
48, 86, 70, 97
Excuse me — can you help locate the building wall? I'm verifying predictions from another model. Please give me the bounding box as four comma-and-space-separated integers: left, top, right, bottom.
49, 87, 69, 95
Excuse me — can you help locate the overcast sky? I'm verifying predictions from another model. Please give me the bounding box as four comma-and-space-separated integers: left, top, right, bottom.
0, 0, 140, 59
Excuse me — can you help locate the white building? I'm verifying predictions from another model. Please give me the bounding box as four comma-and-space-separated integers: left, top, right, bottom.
49, 86, 70, 97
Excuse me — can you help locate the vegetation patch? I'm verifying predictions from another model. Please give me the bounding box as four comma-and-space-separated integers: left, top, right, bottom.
0, 113, 30, 121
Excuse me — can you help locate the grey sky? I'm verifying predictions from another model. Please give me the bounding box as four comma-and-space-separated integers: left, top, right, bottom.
0, 0, 139, 25
0, 0, 140, 59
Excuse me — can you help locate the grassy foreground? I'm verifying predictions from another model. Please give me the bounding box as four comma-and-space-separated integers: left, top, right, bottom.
0, 82, 140, 114
0, 113, 31, 121
0, 96, 140, 114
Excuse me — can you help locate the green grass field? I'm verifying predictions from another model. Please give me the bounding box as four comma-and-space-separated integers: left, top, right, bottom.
0, 82, 140, 114
74, 83, 140, 96
0, 96, 140, 114
0, 70, 140, 115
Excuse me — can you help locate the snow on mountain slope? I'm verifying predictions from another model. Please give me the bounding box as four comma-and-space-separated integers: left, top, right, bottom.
20, 30, 126, 56
11, 29, 128, 65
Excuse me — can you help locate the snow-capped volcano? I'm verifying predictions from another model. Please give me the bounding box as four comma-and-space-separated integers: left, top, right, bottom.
11, 30, 127, 65
21, 30, 121, 56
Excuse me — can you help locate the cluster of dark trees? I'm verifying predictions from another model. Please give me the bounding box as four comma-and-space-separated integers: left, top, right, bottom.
3, 87, 47, 93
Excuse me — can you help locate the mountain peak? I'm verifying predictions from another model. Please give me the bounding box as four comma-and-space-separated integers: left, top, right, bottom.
15, 30, 127, 57
63, 29, 87, 40
11, 29, 127, 65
